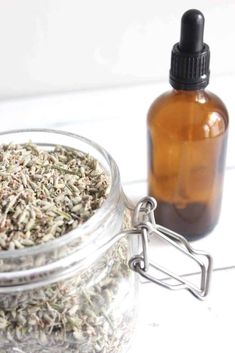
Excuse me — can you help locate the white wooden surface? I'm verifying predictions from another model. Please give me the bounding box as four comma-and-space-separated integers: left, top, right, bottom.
0, 74, 234, 352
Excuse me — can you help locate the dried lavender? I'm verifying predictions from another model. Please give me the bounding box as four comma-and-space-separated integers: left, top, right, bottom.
0, 142, 109, 250
0, 142, 136, 353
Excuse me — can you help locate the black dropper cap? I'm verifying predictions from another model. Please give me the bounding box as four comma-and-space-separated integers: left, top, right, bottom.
169, 9, 210, 90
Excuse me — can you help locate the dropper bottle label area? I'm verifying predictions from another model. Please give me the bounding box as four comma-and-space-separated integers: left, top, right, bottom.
170, 9, 210, 90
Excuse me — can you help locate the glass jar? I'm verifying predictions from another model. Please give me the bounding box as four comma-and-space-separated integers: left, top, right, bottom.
0, 129, 212, 353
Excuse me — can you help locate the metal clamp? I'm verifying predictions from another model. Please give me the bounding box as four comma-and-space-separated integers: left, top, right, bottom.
128, 197, 213, 300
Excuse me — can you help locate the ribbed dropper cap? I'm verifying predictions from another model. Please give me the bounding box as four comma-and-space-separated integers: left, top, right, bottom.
169, 9, 210, 90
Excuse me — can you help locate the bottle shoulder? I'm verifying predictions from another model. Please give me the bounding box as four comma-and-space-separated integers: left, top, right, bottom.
147, 89, 229, 139
147, 90, 174, 114
205, 91, 229, 123
148, 90, 228, 113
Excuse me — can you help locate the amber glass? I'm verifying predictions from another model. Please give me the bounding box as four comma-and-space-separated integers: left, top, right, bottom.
147, 89, 229, 240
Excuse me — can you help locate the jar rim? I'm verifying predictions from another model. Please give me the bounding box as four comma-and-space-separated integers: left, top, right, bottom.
0, 128, 121, 260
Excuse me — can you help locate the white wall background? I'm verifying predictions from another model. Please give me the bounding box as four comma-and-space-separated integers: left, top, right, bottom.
0, 0, 234, 99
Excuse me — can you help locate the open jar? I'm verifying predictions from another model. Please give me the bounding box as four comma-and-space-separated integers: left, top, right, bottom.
0, 129, 212, 353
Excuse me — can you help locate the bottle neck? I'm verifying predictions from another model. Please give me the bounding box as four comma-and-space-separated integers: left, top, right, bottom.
173, 88, 205, 93
172, 88, 208, 103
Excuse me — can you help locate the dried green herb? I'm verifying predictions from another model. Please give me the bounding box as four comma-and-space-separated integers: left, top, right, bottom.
0, 237, 136, 353
0, 143, 135, 353
0, 142, 109, 250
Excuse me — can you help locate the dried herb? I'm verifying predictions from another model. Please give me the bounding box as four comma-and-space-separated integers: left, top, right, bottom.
0, 143, 135, 353
0, 237, 135, 353
0, 142, 109, 250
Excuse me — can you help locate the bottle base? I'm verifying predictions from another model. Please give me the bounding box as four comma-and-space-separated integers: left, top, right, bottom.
154, 200, 217, 241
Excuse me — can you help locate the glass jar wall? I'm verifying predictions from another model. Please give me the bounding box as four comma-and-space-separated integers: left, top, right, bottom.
0, 130, 138, 353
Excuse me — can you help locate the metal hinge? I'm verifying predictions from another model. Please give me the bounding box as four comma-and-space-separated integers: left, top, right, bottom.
128, 197, 213, 300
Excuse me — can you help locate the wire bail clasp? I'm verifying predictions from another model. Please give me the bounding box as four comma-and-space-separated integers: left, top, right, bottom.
128, 197, 213, 300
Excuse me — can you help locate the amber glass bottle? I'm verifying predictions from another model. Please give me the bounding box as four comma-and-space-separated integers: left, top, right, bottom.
147, 10, 229, 240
